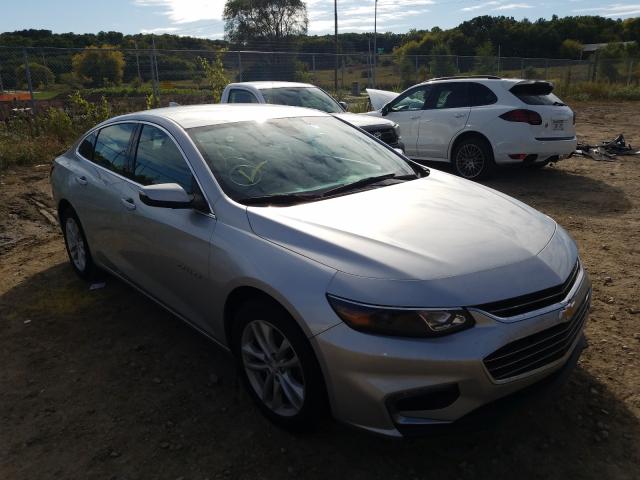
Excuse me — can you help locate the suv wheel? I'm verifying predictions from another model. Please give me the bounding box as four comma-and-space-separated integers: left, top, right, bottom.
232, 298, 327, 431
452, 136, 494, 180
61, 207, 97, 280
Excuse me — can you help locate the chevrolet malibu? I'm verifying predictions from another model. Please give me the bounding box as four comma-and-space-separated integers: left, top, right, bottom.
51, 104, 591, 437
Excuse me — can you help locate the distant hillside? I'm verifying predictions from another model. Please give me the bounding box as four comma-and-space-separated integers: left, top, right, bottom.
1, 15, 638, 58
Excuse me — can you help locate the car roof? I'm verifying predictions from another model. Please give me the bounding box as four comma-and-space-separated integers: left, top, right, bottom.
110, 104, 328, 129
418, 77, 525, 88
228, 81, 315, 90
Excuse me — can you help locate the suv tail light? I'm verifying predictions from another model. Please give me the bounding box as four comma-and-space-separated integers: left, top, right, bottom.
499, 109, 542, 125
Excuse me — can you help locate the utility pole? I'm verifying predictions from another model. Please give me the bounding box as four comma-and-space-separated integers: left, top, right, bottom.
134, 40, 142, 82
334, 0, 338, 94
373, 0, 378, 88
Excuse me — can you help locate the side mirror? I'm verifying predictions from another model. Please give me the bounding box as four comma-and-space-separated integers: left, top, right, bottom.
339, 101, 348, 111
139, 183, 194, 209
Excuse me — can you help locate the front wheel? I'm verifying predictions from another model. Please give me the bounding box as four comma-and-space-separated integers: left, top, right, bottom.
451, 136, 494, 180
232, 299, 327, 431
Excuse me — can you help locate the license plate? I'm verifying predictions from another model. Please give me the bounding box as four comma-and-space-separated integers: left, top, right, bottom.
552, 120, 564, 131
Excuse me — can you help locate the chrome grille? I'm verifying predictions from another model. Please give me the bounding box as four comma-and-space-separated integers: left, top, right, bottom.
483, 293, 589, 381
475, 261, 580, 318
366, 127, 398, 146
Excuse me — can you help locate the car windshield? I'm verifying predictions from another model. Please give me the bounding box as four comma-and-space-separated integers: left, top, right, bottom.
188, 116, 417, 205
260, 87, 343, 113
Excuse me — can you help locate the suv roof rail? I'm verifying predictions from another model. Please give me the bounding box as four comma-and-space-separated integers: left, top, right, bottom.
428, 75, 502, 81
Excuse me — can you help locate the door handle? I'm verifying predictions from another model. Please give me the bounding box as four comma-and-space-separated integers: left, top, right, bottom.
120, 198, 136, 211
75, 176, 88, 186
454, 113, 467, 118
410, 115, 421, 120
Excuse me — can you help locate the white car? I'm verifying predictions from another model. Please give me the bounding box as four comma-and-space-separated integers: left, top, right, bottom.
366, 76, 577, 179
221, 81, 404, 151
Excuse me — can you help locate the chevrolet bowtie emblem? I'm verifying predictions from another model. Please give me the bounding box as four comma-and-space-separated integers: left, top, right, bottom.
559, 299, 577, 322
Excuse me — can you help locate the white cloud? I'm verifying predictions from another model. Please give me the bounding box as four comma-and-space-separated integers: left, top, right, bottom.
576, 3, 640, 17
134, 0, 225, 24
461, 1, 500, 12
494, 3, 533, 10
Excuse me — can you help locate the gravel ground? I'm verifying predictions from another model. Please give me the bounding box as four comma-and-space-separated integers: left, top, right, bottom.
1, 101, 639, 480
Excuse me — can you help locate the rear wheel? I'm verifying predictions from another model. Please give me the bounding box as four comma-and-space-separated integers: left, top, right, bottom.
61, 207, 97, 280
452, 136, 494, 180
232, 298, 327, 431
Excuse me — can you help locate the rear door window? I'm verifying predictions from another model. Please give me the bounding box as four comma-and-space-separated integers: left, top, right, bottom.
426, 83, 470, 109
228, 89, 259, 103
469, 83, 498, 106
133, 125, 195, 194
93, 123, 136, 175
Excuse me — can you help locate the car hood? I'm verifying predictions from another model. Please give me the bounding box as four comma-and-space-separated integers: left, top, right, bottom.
366, 88, 399, 111
247, 170, 558, 282
333, 112, 395, 130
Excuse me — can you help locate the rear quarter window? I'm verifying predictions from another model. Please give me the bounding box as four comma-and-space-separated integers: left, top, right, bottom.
470, 83, 498, 106
78, 131, 97, 160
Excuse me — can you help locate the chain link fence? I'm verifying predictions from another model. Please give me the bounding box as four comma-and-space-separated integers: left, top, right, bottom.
0, 45, 638, 118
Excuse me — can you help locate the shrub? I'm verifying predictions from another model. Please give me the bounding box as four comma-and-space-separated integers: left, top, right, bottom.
72, 45, 125, 87
15, 62, 54, 88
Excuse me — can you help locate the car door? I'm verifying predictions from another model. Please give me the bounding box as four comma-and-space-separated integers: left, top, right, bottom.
416, 82, 471, 160
382, 85, 431, 157
71, 123, 138, 271
116, 123, 217, 331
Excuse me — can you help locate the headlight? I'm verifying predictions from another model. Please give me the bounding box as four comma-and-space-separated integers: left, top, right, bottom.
327, 295, 474, 338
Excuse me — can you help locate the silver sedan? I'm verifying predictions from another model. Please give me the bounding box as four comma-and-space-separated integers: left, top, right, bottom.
50, 104, 591, 437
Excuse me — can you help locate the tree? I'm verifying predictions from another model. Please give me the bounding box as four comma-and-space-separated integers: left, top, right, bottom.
72, 45, 125, 87
475, 41, 496, 75
197, 50, 229, 102
559, 39, 583, 59
430, 43, 457, 77
223, 0, 308, 46
15, 62, 54, 88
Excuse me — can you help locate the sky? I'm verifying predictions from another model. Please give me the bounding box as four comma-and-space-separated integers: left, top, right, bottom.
1, 0, 639, 39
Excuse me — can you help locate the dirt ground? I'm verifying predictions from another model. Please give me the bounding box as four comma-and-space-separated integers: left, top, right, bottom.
1, 101, 639, 480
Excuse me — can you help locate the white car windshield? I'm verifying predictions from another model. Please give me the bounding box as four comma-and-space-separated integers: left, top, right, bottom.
260, 87, 344, 113
188, 116, 418, 205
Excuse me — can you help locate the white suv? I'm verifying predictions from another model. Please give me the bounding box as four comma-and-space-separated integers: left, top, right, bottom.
366, 76, 576, 179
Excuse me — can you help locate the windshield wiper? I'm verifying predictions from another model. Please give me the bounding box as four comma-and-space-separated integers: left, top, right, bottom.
240, 192, 321, 206
319, 173, 415, 197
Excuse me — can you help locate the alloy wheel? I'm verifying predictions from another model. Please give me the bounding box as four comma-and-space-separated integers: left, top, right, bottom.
241, 320, 306, 417
65, 217, 87, 272
455, 144, 485, 179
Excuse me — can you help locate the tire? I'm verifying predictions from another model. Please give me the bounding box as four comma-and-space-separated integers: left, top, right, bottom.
451, 136, 495, 180
232, 298, 327, 432
60, 206, 97, 280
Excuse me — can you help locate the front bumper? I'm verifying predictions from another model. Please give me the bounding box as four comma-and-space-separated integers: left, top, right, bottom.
311, 266, 591, 438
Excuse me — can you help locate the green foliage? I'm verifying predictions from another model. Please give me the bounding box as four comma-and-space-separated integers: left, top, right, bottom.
72, 45, 125, 87
15, 62, 55, 88
523, 66, 538, 79
68, 91, 110, 129
559, 39, 583, 59
293, 58, 311, 83
475, 41, 496, 75
430, 44, 457, 77
197, 50, 229, 102
224, 0, 308, 45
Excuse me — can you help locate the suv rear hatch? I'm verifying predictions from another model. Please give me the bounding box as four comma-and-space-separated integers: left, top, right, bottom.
508, 81, 575, 140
